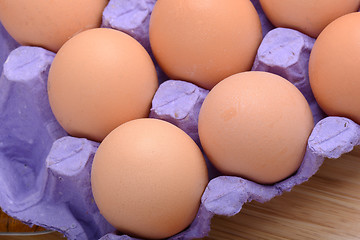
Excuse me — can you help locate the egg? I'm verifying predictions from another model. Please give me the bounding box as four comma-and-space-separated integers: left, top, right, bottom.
48, 28, 158, 142
309, 12, 360, 124
91, 118, 208, 239
149, 0, 262, 89
259, 0, 360, 38
198, 71, 314, 184
0, 0, 108, 52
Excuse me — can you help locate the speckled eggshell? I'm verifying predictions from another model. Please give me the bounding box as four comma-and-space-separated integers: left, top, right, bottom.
259, 0, 360, 38
198, 71, 314, 184
149, 0, 262, 89
91, 118, 208, 239
48, 28, 158, 142
309, 12, 360, 125
0, 0, 108, 52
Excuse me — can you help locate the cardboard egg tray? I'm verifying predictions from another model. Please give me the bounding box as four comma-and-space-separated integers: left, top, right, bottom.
1, 0, 360, 239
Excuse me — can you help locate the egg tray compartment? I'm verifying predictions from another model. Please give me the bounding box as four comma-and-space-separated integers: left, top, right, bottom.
1, 1, 360, 239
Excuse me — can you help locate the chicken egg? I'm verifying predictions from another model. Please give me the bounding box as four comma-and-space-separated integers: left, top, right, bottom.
309, 12, 360, 124
259, 0, 360, 38
0, 0, 108, 52
149, 0, 262, 89
91, 118, 208, 239
198, 71, 314, 184
48, 28, 158, 142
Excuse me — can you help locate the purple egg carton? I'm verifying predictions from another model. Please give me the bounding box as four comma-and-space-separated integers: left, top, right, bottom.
1, 0, 359, 239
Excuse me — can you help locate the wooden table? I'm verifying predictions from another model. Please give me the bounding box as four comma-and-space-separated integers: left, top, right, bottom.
205, 146, 360, 240
2, 146, 360, 240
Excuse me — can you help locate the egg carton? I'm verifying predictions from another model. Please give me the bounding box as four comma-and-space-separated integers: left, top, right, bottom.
1, 0, 360, 239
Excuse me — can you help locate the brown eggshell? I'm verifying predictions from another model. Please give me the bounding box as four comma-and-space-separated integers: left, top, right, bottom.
309, 12, 360, 124
48, 28, 158, 142
91, 118, 209, 239
0, 0, 108, 52
259, 0, 360, 38
198, 71, 314, 184
149, 0, 262, 89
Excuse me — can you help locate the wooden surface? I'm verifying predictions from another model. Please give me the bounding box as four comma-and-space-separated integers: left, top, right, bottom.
2, 146, 360, 240
204, 146, 360, 240
0, 209, 65, 240
0, 211, 45, 233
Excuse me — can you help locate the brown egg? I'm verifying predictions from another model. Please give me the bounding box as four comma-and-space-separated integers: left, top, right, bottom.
198, 71, 314, 184
259, 0, 360, 38
309, 12, 360, 124
149, 0, 262, 90
0, 0, 108, 52
48, 28, 158, 142
91, 118, 208, 239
